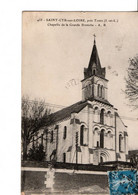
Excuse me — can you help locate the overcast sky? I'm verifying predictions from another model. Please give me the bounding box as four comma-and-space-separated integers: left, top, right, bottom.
22, 12, 138, 150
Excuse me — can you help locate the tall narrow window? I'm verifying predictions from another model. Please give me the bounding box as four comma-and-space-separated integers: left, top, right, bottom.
107, 111, 111, 126
99, 85, 102, 98
100, 109, 104, 124
63, 153, 66, 163
101, 85, 104, 98
100, 129, 104, 148
80, 125, 84, 145
63, 126, 67, 139
102, 87, 105, 98
50, 131, 53, 143
119, 134, 123, 152
100, 156, 103, 163
107, 131, 112, 149
97, 84, 100, 97
93, 69, 96, 75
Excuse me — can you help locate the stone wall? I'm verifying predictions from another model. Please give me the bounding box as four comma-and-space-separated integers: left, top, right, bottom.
21, 171, 109, 194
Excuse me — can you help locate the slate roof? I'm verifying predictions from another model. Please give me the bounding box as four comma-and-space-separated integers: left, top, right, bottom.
45, 100, 91, 126
84, 39, 106, 79
88, 43, 101, 71
45, 97, 113, 127
89, 96, 113, 107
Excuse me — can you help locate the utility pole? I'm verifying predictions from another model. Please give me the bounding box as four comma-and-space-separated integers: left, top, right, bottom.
76, 131, 78, 165
45, 129, 48, 161
55, 125, 59, 162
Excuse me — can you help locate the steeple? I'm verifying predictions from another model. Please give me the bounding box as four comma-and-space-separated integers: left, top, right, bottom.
84, 35, 106, 79
93, 34, 96, 45
82, 36, 108, 102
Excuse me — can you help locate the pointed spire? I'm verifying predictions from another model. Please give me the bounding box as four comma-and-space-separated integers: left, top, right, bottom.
93, 34, 96, 45
88, 34, 101, 70
84, 35, 106, 79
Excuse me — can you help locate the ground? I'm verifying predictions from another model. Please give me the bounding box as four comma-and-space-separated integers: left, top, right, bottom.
21, 171, 110, 194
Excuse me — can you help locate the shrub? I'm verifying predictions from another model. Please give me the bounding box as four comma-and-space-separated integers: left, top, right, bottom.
27, 144, 45, 161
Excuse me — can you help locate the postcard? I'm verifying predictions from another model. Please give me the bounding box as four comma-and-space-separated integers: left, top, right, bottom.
22, 12, 138, 194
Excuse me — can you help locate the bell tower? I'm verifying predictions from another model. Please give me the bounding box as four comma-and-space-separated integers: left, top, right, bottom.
82, 35, 108, 101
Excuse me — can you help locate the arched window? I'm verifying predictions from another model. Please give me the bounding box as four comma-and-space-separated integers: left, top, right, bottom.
100, 109, 105, 124
63, 153, 66, 163
93, 69, 96, 75
94, 106, 98, 113
101, 85, 105, 98
119, 134, 123, 152
94, 128, 99, 147
94, 127, 99, 132
107, 111, 111, 126
100, 129, 104, 148
63, 126, 67, 139
97, 84, 100, 97
107, 130, 113, 149
100, 156, 103, 163
107, 130, 111, 135
99, 85, 102, 98
107, 111, 111, 116
80, 125, 84, 146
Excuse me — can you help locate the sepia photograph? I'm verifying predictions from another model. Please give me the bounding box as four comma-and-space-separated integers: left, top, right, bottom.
21, 12, 138, 194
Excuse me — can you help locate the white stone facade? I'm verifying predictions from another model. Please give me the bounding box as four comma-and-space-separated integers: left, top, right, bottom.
32, 38, 128, 165
44, 102, 128, 165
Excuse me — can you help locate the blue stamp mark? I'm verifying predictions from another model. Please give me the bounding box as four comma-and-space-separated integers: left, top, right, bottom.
108, 170, 138, 194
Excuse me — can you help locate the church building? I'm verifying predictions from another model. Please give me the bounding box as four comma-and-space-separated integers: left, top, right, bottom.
43, 36, 128, 165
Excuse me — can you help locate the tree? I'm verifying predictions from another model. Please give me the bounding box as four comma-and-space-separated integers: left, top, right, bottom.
21, 96, 50, 160
125, 55, 138, 109
27, 144, 45, 161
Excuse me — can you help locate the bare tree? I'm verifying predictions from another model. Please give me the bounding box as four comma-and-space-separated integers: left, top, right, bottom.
21, 96, 50, 160
125, 55, 138, 109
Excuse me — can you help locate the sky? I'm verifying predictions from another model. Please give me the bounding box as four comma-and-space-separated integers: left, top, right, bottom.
22, 12, 138, 150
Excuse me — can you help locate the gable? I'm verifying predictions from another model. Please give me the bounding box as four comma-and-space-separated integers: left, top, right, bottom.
45, 100, 92, 126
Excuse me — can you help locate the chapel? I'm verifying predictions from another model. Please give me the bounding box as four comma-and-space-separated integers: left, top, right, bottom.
42, 36, 128, 165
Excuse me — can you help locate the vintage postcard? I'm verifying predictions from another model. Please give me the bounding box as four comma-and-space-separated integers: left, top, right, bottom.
22, 12, 138, 194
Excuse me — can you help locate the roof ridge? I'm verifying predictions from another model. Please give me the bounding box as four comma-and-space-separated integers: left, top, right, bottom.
50, 100, 86, 116
45, 100, 89, 126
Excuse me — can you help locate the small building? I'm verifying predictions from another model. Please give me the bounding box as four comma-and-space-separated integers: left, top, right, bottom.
36, 37, 128, 165
128, 150, 138, 167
